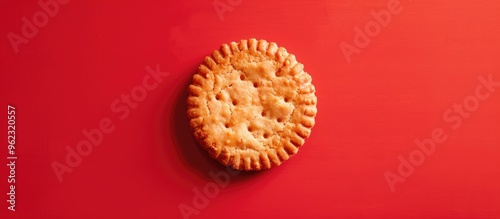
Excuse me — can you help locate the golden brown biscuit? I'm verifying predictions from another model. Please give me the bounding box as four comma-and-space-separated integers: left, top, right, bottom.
187, 38, 317, 170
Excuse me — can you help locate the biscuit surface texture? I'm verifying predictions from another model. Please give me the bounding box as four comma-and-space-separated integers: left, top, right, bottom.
187, 38, 317, 170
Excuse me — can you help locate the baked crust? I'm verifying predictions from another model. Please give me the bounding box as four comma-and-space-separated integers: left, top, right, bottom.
187, 38, 317, 170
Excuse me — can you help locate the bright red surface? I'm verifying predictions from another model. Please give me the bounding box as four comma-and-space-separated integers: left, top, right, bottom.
1, 0, 500, 218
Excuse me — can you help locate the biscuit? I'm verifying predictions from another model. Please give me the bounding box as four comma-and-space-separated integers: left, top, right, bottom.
187, 38, 317, 170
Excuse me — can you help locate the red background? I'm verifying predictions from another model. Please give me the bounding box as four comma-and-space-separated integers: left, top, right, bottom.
1, 0, 500, 218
